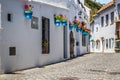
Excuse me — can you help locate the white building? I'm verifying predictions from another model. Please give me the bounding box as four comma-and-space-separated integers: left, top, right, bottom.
0, 0, 90, 73
90, 0, 120, 53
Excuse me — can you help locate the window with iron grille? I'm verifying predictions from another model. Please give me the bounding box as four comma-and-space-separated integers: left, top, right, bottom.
42, 17, 50, 54
9, 47, 16, 56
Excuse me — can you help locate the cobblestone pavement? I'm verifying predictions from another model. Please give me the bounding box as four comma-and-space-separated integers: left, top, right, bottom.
0, 53, 120, 80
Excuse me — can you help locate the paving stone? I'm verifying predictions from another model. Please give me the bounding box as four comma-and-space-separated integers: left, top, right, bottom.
0, 53, 120, 80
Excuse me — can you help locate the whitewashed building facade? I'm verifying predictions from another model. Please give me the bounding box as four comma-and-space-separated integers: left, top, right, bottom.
90, 0, 120, 53
0, 0, 90, 73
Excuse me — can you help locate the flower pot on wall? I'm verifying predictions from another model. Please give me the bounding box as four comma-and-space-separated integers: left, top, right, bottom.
74, 24, 78, 28
24, 11, 33, 19
55, 20, 61, 27
62, 20, 67, 27
82, 31, 88, 35
69, 24, 73, 31
24, 4, 33, 19
76, 28, 80, 32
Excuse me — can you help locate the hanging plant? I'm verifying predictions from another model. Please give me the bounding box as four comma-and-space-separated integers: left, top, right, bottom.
82, 31, 88, 36
73, 19, 80, 25
76, 27, 81, 32
61, 15, 67, 20
54, 15, 61, 27
69, 22, 74, 31
72, 19, 80, 28
24, 4, 33, 19
54, 14, 67, 27
61, 15, 67, 27
54, 15, 61, 20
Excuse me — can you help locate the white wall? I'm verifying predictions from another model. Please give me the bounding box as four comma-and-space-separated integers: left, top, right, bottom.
90, 6, 116, 53
0, 0, 68, 73
68, 0, 89, 56
0, 0, 90, 73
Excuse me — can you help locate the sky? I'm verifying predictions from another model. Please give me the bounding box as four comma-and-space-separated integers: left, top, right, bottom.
95, 0, 111, 4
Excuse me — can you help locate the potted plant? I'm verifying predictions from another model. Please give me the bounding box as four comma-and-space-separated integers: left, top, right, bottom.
69, 22, 74, 31
24, 4, 33, 19
73, 19, 80, 28
54, 14, 61, 27
42, 40, 48, 53
61, 15, 67, 27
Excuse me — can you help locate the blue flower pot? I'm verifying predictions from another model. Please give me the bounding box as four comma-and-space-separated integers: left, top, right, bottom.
55, 20, 61, 27
74, 24, 78, 28
24, 11, 33, 19
79, 29, 82, 32
76, 28, 81, 32
82, 32, 88, 35
62, 20, 67, 27
69, 25, 73, 31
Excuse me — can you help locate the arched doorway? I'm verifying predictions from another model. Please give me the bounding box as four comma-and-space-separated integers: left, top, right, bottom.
70, 31, 75, 58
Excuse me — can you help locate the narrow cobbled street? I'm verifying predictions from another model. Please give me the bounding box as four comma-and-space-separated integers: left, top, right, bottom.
0, 53, 120, 80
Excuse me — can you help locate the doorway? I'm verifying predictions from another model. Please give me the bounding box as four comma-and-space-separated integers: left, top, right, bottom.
70, 31, 75, 58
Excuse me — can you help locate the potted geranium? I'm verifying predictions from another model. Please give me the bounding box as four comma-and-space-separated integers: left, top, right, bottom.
73, 19, 80, 28
24, 4, 33, 19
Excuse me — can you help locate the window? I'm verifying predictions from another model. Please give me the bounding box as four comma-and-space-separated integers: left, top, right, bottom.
101, 16, 104, 27
109, 39, 111, 48
82, 35, 86, 46
9, 47, 16, 56
111, 12, 114, 24
106, 39, 108, 49
42, 17, 50, 54
31, 16, 38, 29
106, 14, 109, 26
7, 13, 12, 22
